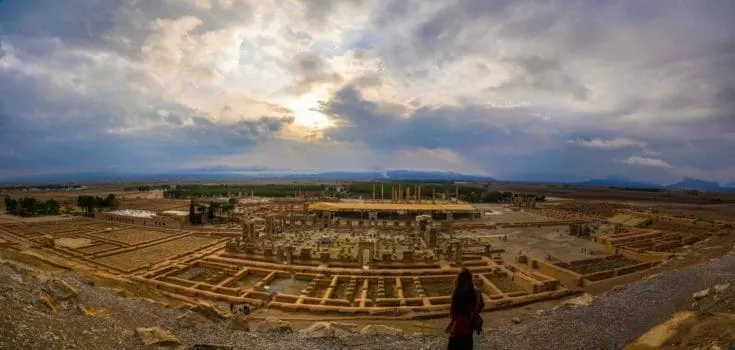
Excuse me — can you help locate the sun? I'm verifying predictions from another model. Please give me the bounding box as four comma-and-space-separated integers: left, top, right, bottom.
289, 92, 331, 129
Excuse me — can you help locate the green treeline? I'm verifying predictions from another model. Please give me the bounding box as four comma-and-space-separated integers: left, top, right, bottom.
4, 197, 61, 216
165, 184, 327, 199
0, 184, 84, 190
162, 182, 545, 204
76, 194, 120, 216
188, 199, 237, 225
124, 185, 171, 192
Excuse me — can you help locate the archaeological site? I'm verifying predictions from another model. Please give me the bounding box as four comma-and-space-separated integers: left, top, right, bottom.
1, 182, 734, 349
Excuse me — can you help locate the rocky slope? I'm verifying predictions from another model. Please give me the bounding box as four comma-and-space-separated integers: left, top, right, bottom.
0, 249, 734, 350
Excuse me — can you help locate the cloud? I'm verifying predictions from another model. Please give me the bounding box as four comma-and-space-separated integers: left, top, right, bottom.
0, 0, 734, 183
284, 51, 343, 95
568, 137, 646, 150
616, 156, 673, 168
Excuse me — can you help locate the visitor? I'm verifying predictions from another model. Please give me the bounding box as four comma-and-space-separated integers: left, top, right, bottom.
446, 268, 484, 350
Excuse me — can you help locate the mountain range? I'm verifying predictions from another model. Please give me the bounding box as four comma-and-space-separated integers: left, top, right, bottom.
575, 176, 735, 193
2, 170, 734, 193
0, 169, 495, 184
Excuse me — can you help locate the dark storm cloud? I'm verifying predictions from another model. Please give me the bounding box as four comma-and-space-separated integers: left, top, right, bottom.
321, 85, 543, 152
488, 55, 591, 100
285, 51, 342, 95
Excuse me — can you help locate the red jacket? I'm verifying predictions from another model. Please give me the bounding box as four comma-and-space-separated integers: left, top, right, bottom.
448, 289, 484, 338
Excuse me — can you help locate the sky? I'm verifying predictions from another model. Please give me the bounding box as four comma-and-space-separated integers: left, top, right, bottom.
1, 0, 734, 184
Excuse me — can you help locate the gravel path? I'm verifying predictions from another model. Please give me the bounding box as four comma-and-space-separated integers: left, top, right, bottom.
1, 252, 733, 350
473, 254, 735, 350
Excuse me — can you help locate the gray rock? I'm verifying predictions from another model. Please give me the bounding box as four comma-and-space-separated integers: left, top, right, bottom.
228, 313, 249, 332
41, 278, 77, 302
135, 327, 182, 347
713, 283, 730, 294
512, 317, 521, 324
253, 317, 293, 333
188, 302, 229, 321
359, 324, 404, 337
189, 345, 234, 350
693, 289, 710, 299
563, 293, 594, 308
177, 310, 212, 329
300, 322, 336, 339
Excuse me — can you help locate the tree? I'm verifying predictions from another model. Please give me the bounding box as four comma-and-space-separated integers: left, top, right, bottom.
189, 200, 196, 225
221, 203, 235, 217
103, 193, 120, 209
207, 203, 217, 221
4, 197, 18, 214
77, 195, 96, 216
45, 199, 60, 215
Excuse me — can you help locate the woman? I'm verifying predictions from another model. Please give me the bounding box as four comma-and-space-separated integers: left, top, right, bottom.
446, 268, 484, 350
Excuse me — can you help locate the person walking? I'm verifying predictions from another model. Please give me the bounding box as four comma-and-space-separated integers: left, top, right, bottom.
446, 268, 484, 350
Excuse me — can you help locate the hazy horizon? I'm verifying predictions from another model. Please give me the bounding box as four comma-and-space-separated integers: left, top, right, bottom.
1, 1, 734, 183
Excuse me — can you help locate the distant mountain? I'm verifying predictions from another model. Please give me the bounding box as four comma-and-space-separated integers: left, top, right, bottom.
179, 166, 271, 173
385, 170, 493, 181
666, 178, 735, 192
0, 169, 494, 184
573, 176, 663, 189
278, 170, 494, 182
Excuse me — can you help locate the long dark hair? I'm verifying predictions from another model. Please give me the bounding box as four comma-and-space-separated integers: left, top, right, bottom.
450, 268, 477, 316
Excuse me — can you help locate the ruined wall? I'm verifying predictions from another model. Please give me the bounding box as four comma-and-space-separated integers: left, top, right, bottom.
96, 212, 185, 229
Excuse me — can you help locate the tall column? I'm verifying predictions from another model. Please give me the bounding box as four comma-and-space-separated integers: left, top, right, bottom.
381, 183, 384, 201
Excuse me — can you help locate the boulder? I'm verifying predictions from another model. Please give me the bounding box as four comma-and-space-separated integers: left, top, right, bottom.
359, 325, 404, 337
564, 293, 594, 308
713, 283, 730, 294
177, 310, 212, 329
252, 317, 293, 333
228, 313, 249, 332
115, 289, 130, 298
511, 317, 522, 324
190, 345, 234, 350
38, 292, 58, 313
41, 235, 55, 248
300, 322, 335, 339
189, 302, 229, 321
42, 278, 77, 302
135, 327, 182, 348
330, 322, 358, 334
693, 289, 710, 300
299, 321, 356, 339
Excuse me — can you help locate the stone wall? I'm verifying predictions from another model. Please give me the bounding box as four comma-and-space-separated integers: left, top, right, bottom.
96, 212, 185, 229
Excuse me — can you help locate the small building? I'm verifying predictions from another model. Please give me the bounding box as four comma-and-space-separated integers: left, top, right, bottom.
96, 209, 186, 229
